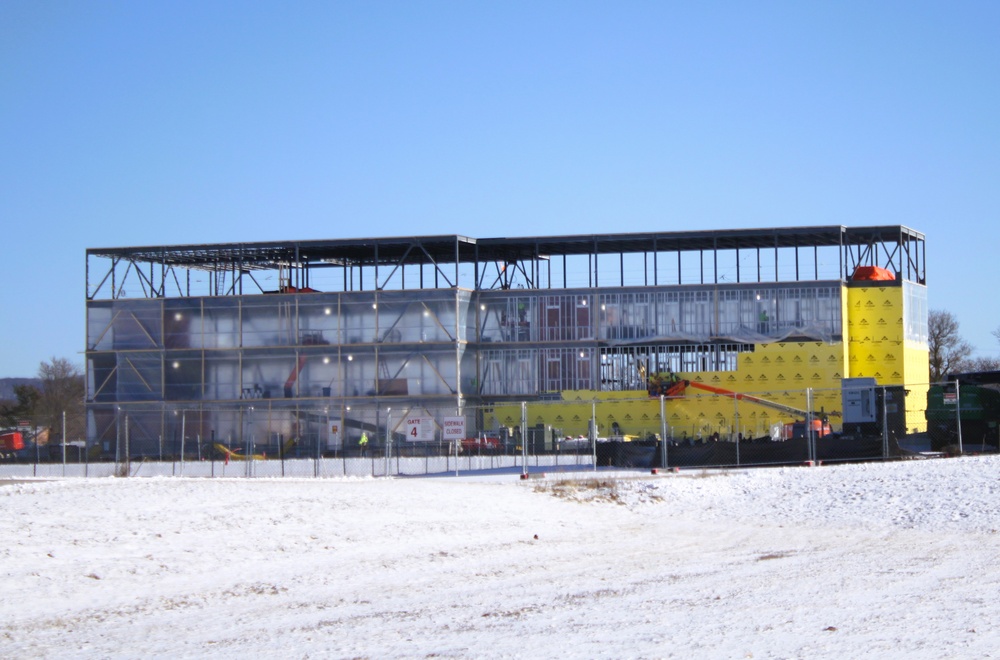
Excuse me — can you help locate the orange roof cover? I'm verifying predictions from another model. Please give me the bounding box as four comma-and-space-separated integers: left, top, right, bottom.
280, 285, 321, 293
852, 266, 895, 281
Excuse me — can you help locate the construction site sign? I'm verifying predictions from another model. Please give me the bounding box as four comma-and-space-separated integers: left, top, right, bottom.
327, 420, 342, 449
442, 417, 465, 440
404, 416, 435, 442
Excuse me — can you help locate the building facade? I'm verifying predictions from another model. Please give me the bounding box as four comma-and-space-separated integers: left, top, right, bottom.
85, 226, 927, 457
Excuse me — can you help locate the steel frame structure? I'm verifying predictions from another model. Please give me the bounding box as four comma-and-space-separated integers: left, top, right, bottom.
87, 225, 926, 300
82, 225, 928, 457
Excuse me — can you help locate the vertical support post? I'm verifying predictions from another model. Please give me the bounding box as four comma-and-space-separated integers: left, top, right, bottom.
455, 290, 462, 409
521, 401, 528, 477
319, 407, 327, 478
385, 407, 392, 477
115, 408, 121, 465
955, 379, 963, 454
591, 401, 598, 471
180, 411, 186, 476
125, 414, 130, 476
806, 388, 814, 463
660, 395, 668, 469
882, 386, 890, 459
246, 407, 253, 478
62, 410, 67, 477
734, 395, 740, 466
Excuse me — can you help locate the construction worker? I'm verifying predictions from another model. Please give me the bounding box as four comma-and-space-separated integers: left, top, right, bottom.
758, 309, 769, 334
359, 431, 368, 457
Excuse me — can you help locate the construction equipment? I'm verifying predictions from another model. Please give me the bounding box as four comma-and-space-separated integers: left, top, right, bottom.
926, 371, 1000, 451
648, 375, 836, 437
213, 443, 267, 461
284, 356, 309, 398
781, 418, 834, 440
650, 376, 827, 417
460, 435, 502, 453
0, 431, 24, 452
283, 332, 328, 397
0, 431, 25, 460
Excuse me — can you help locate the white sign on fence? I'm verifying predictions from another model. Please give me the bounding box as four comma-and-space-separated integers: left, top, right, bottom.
327, 419, 342, 449
404, 416, 435, 442
442, 416, 466, 440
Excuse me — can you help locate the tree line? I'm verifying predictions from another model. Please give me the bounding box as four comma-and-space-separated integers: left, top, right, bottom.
0, 357, 85, 443
929, 310, 1000, 382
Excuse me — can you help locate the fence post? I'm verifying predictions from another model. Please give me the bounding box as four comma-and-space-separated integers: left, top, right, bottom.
733, 395, 740, 466
318, 407, 327, 478
793, 387, 816, 465
246, 406, 254, 478
882, 386, 890, 459
385, 407, 392, 478
660, 395, 667, 469
591, 401, 597, 472
521, 401, 528, 477
954, 379, 963, 454
180, 411, 186, 476
115, 407, 121, 466
125, 414, 130, 477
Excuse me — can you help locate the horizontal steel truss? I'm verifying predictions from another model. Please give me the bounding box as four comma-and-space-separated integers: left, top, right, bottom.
87, 226, 925, 300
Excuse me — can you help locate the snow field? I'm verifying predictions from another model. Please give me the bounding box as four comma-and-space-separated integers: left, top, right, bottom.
2, 457, 1000, 658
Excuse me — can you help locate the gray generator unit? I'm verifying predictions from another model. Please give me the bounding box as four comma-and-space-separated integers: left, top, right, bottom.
841, 377, 907, 439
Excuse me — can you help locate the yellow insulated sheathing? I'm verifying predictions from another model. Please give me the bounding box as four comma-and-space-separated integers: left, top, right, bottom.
486, 340, 851, 439
487, 282, 928, 438
847, 284, 904, 381
847, 283, 929, 432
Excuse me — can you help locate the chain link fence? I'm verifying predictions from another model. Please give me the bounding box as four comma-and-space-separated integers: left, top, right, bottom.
3, 380, 995, 479
1, 408, 88, 478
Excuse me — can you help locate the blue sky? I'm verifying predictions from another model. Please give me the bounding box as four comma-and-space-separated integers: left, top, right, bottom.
1, 1, 998, 378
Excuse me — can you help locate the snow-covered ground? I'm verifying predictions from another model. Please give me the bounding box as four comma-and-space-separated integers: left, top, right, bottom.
3, 457, 1000, 659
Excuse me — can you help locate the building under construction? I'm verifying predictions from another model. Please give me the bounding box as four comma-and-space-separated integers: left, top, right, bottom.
84, 225, 928, 457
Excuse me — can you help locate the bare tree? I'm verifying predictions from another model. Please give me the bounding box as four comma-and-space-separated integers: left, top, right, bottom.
971, 327, 1000, 372
964, 356, 1000, 372
35, 357, 86, 443
928, 310, 973, 382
